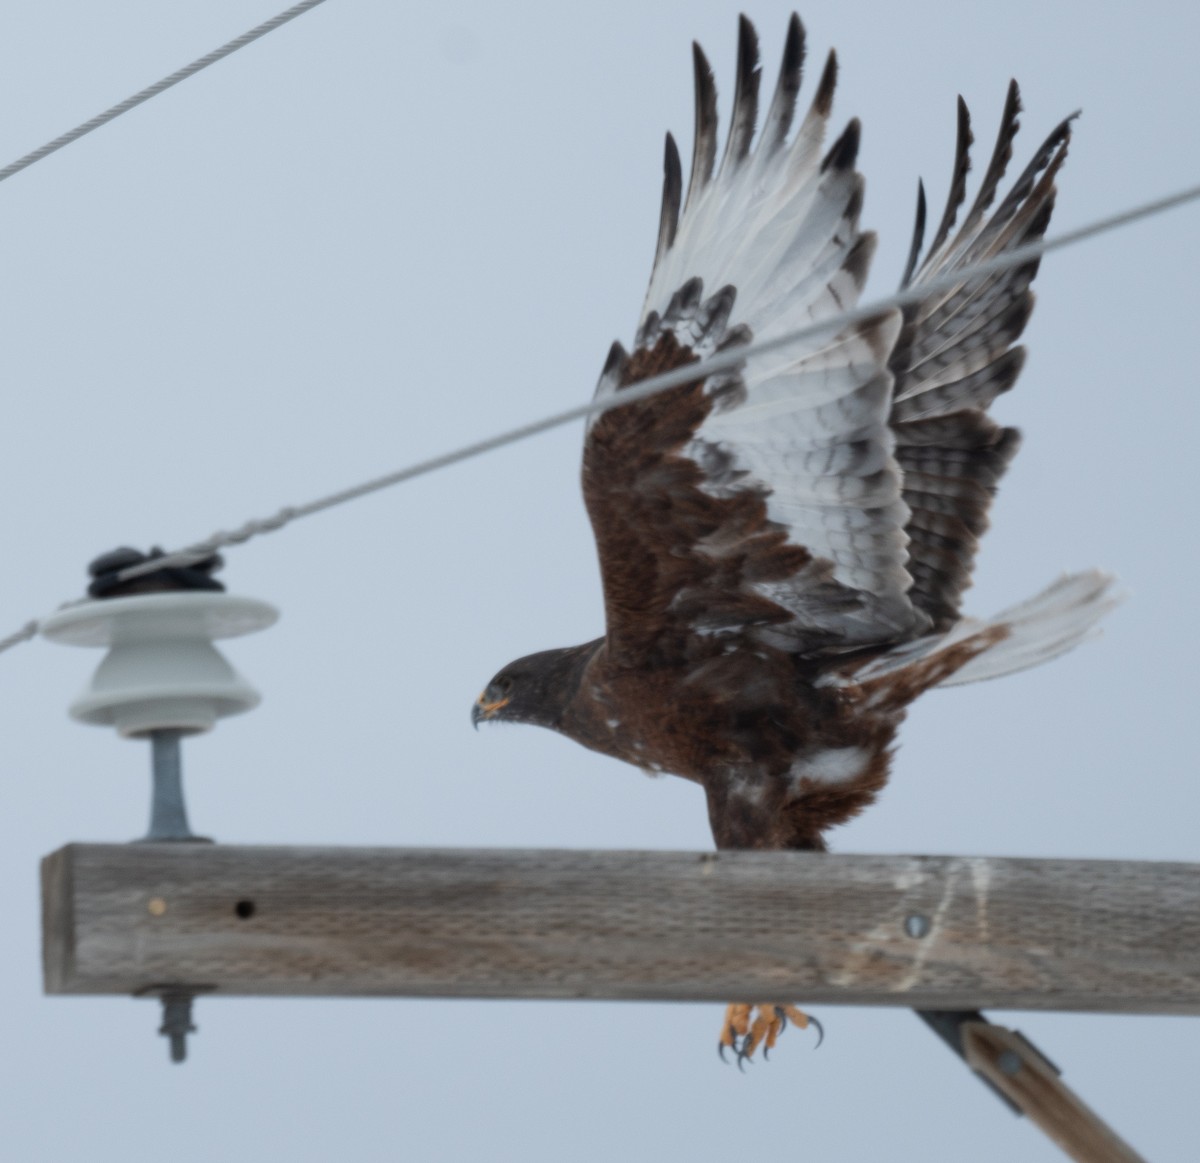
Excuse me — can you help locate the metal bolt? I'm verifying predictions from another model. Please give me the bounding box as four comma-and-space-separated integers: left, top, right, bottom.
904, 913, 931, 938
998, 1050, 1023, 1076
157, 991, 197, 1064
142, 730, 200, 842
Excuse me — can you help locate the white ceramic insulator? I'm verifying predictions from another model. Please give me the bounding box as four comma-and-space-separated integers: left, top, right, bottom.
40, 592, 278, 737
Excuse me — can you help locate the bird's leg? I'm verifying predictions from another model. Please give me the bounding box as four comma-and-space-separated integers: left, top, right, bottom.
718, 1004, 822, 1065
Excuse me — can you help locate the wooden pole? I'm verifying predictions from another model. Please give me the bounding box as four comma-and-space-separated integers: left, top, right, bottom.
42, 844, 1200, 1010
962, 1020, 1148, 1163
918, 1010, 1149, 1162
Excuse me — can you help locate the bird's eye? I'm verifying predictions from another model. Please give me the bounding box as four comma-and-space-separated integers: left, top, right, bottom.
495, 675, 514, 695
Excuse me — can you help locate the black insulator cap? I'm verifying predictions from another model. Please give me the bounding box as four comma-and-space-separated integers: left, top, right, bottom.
87, 546, 226, 599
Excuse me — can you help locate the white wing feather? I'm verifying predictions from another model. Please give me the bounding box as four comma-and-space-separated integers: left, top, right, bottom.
631, 17, 924, 646
591, 17, 1116, 666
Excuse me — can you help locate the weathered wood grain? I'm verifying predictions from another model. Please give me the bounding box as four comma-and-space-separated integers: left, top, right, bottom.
963, 1022, 1148, 1163
40, 844, 1200, 1010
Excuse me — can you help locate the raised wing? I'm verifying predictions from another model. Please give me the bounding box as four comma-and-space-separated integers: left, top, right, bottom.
890, 84, 1075, 630
584, 15, 924, 668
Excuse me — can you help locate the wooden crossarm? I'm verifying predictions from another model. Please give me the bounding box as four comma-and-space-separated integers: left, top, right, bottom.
41, 844, 1200, 1010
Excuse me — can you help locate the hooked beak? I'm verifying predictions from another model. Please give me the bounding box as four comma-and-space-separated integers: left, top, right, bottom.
472, 692, 510, 730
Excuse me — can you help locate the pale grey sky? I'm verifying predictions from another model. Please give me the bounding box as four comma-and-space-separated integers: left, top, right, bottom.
2, 2, 1197, 1160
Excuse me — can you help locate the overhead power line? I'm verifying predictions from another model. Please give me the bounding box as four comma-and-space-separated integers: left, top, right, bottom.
0, 0, 331, 654
0, 0, 329, 186
0, 620, 40, 654
111, 176, 1200, 584
2, 175, 1198, 652
0, 0, 1195, 649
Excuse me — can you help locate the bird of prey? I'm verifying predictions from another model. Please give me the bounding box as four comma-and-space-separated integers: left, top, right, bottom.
473, 13, 1117, 1062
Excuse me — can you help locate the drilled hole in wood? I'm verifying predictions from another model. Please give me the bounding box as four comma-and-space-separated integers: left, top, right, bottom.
234, 899, 256, 919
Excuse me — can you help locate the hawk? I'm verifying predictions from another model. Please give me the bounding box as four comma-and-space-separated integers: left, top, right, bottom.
473, 14, 1117, 1061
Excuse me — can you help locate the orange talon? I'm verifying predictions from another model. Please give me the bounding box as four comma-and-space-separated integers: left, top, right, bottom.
718, 1004, 752, 1060
763, 1008, 784, 1053
781, 1004, 810, 1031
744, 1009, 772, 1058
718, 1003, 821, 1064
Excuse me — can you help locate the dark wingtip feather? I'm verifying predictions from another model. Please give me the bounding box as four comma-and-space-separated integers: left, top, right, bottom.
784, 12, 804, 55
782, 12, 805, 81
820, 115, 860, 173
719, 14, 762, 175
685, 41, 720, 212
1006, 78, 1022, 114
812, 49, 837, 118
737, 12, 758, 59
960, 79, 1023, 233
1044, 110, 1080, 151
990, 109, 1077, 228
841, 227, 875, 296
760, 13, 806, 152
602, 340, 629, 378
654, 132, 683, 266
926, 95, 974, 258
900, 179, 927, 289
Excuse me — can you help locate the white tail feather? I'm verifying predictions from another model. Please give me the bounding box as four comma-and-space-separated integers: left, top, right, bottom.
939, 570, 1122, 685
843, 570, 1122, 688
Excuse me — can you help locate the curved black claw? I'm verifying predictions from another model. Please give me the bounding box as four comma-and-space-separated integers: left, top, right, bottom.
718, 1041, 730, 1063
735, 1041, 754, 1072
809, 1014, 825, 1049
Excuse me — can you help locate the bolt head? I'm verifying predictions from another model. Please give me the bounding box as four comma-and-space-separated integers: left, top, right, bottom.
904, 914, 931, 939
998, 1050, 1023, 1076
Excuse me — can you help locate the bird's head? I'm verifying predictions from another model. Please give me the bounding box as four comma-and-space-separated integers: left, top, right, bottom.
472, 643, 597, 731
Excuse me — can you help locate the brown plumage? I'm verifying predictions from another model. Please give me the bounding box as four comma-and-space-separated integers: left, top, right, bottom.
473, 14, 1117, 1053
